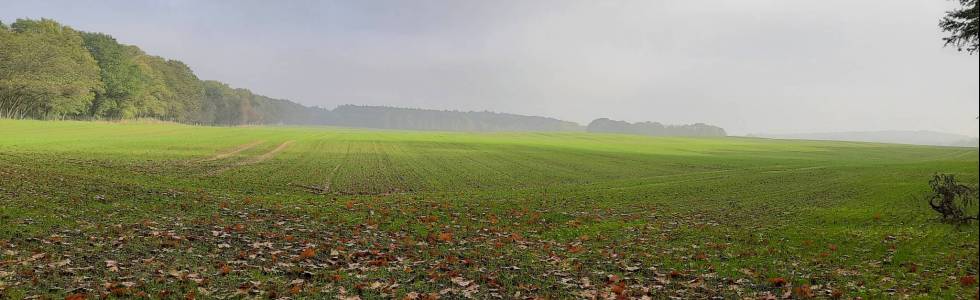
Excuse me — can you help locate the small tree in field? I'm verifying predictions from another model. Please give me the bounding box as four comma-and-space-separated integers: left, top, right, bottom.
922, 174, 978, 223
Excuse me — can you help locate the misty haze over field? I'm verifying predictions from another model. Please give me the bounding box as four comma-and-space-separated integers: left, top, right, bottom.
753, 131, 980, 147
2, 0, 978, 138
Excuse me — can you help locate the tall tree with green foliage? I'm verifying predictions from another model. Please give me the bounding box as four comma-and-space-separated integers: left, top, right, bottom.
146, 58, 205, 122
82, 32, 150, 119
127, 54, 172, 119
200, 80, 241, 125
941, 0, 979, 54
0, 19, 102, 119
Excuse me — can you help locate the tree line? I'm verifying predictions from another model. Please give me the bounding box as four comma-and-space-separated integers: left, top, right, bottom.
1, 18, 316, 125
586, 118, 727, 137
2, 18, 726, 135
0, 18, 580, 130
321, 105, 581, 132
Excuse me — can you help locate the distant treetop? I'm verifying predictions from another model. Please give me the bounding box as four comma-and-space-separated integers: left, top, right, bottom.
586, 118, 726, 137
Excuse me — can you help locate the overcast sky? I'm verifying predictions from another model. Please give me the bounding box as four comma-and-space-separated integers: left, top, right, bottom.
3, 0, 978, 136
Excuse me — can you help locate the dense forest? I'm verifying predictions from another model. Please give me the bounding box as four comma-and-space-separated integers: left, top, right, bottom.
2, 18, 726, 135
587, 118, 727, 137
0, 19, 320, 125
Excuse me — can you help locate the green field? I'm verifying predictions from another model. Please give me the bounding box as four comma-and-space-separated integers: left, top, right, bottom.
1, 119, 977, 299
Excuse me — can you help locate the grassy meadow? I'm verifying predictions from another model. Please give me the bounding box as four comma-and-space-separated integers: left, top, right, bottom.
1, 119, 977, 299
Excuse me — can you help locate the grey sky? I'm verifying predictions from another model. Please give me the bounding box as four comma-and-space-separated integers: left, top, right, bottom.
3, 0, 978, 136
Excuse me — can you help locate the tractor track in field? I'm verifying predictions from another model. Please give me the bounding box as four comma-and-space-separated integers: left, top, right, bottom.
374, 141, 410, 193
308, 143, 350, 194
292, 143, 418, 196
596, 165, 828, 192
196, 140, 264, 162
207, 140, 295, 175
763, 165, 828, 173
246, 140, 295, 165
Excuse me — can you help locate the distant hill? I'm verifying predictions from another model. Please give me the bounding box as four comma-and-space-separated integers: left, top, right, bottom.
320, 105, 583, 132
753, 131, 979, 147
949, 138, 980, 147
586, 118, 727, 137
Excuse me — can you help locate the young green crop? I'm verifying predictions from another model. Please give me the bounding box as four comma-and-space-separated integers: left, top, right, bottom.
1, 119, 977, 299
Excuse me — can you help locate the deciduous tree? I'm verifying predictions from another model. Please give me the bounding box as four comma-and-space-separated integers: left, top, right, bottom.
0, 19, 102, 119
